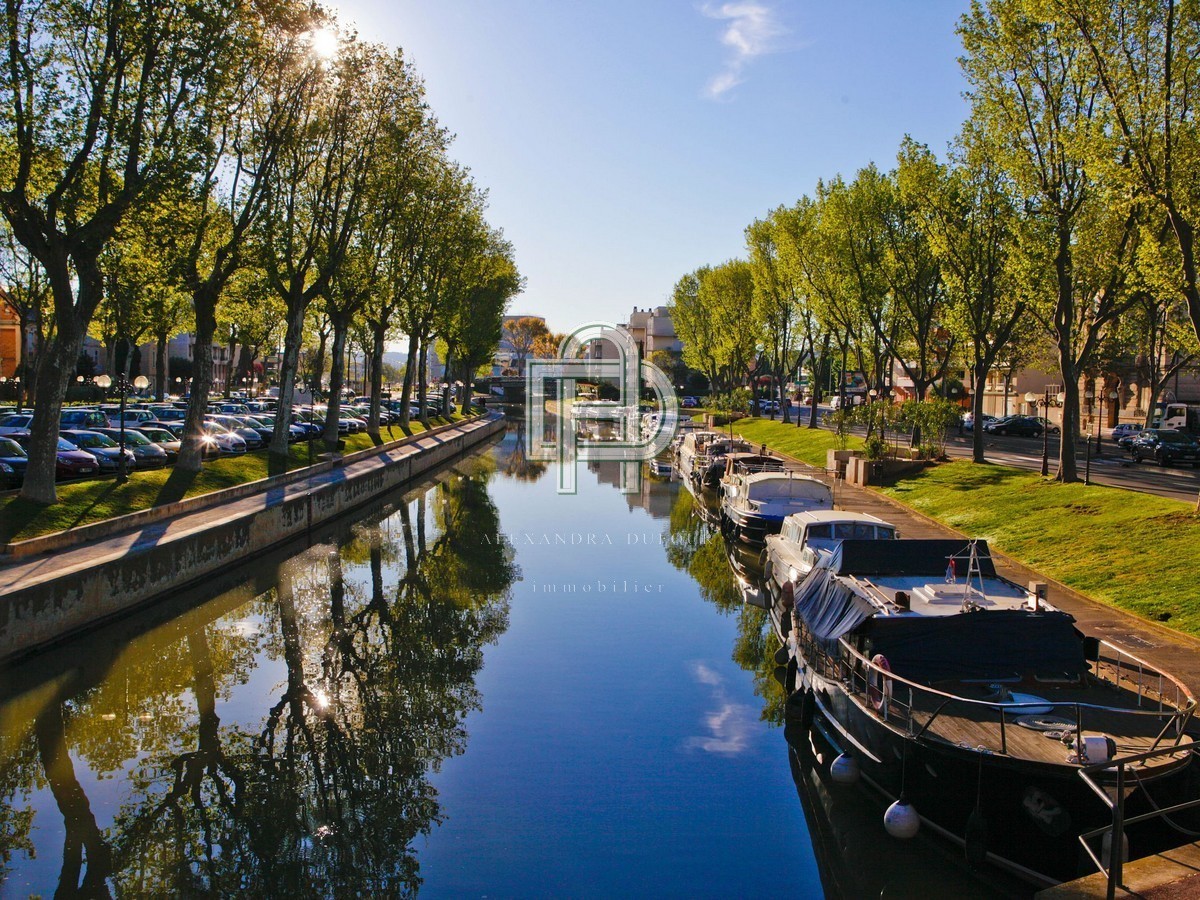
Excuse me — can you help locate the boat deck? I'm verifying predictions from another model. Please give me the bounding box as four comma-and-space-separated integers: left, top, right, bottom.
887, 679, 1191, 770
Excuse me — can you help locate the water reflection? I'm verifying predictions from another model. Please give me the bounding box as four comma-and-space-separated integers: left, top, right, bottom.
493, 417, 547, 483
656, 475, 1029, 898
0, 457, 516, 897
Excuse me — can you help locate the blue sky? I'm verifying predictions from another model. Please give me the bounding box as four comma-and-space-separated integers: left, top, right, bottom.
335, 1, 971, 333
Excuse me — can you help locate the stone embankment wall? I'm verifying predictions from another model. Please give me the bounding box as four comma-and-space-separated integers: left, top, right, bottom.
0, 413, 505, 663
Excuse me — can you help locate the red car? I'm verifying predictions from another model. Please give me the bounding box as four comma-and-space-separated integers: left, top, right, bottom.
6, 432, 101, 479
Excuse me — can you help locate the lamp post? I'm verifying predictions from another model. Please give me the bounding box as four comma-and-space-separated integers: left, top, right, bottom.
1095, 387, 1119, 455
1084, 389, 1095, 484
1025, 388, 1052, 476
96, 372, 149, 483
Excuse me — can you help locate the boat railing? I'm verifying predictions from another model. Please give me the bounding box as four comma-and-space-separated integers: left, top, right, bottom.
1088, 638, 1193, 717
795, 631, 1197, 759
1075, 738, 1200, 900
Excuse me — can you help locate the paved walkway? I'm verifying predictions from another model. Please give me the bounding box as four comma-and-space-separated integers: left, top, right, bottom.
0, 416, 498, 597
769, 451, 1200, 697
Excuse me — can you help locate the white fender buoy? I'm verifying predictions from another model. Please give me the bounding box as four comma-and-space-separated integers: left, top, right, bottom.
884, 797, 920, 839
830, 753, 860, 785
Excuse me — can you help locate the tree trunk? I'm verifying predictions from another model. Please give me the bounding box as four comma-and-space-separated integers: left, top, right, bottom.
224, 335, 239, 398
269, 302, 306, 475
177, 290, 219, 473
398, 331, 418, 430
19, 254, 105, 504
155, 331, 169, 401
1054, 228, 1079, 483
416, 335, 430, 426
324, 313, 348, 452
972, 360, 988, 464
368, 323, 386, 441
20, 321, 86, 503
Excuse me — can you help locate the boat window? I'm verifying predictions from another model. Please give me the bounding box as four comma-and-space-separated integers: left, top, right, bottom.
807, 524, 832, 540
832, 523, 857, 540
878, 527, 897, 540
852, 523, 875, 539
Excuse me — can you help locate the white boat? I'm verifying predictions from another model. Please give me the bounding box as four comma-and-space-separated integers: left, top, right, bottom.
675, 430, 720, 483
764, 510, 898, 591
719, 471, 834, 546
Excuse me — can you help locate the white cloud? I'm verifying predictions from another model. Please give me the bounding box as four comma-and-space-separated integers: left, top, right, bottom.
685, 702, 758, 755
684, 660, 759, 756
701, 2, 789, 100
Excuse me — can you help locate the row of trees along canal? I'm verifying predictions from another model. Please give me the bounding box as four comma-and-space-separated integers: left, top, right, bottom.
670, 0, 1200, 482
0, 0, 523, 504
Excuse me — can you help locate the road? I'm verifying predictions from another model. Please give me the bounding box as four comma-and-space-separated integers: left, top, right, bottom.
944, 430, 1200, 503
763, 409, 1200, 504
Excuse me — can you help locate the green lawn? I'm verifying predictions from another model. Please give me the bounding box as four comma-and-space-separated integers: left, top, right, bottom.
0, 416, 461, 544
880, 461, 1200, 636
728, 415, 864, 468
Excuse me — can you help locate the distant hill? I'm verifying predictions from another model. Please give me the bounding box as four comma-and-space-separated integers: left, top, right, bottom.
382, 351, 407, 367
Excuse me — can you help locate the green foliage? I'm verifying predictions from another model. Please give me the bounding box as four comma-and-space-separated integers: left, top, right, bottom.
709, 388, 752, 414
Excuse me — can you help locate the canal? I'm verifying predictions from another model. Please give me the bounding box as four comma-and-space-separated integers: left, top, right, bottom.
0, 424, 1023, 898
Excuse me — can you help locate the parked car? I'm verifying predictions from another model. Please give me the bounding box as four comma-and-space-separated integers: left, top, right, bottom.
983, 415, 1043, 437
160, 422, 223, 457
0, 413, 33, 435
961, 413, 997, 432
106, 408, 158, 430
1033, 416, 1061, 435
198, 420, 249, 455
1129, 429, 1200, 467
136, 425, 182, 461
249, 415, 307, 443
1111, 423, 1144, 443
207, 415, 266, 450
755, 399, 780, 413
144, 406, 187, 423
0, 436, 28, 488
681, 396, 698, 409
47, 436, 102, 479
93, 427, 170, 469
59, 429, 137, 474
59, 408, 110, 430
6, 432, 102, 480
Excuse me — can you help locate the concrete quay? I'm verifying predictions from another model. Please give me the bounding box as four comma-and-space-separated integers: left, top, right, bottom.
0, 412, 506, 664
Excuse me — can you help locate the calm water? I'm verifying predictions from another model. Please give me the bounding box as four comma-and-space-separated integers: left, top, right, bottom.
0, 424, 1020, 898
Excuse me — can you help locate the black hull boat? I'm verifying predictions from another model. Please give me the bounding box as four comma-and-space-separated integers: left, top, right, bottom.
770, 538, 1199, 888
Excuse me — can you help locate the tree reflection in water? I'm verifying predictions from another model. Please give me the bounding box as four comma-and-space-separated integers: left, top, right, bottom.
493, 418, 548, 482
663, 484, 785, 725
0, 458, 516, 897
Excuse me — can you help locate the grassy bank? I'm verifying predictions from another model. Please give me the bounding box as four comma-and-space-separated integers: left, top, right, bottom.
0, 416, 459, 544
881, 462, 1200, 636
728, 415, 863, 468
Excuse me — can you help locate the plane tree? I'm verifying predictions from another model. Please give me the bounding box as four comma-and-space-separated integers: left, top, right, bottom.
0, 0, 249, 501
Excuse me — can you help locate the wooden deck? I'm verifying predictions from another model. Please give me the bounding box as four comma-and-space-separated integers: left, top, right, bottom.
881, 680, 1192, 770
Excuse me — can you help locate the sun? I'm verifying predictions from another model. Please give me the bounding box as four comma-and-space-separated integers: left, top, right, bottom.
308, 26, 339, 61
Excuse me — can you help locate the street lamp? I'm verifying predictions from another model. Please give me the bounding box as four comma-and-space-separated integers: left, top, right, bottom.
1096, 387, 1119, 454
96, 372, 149, 483
1084, 389, 1096, 484
1025, 388, 1053, 476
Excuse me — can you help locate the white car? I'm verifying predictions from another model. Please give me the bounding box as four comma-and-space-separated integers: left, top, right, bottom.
107, 408, 158, 429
